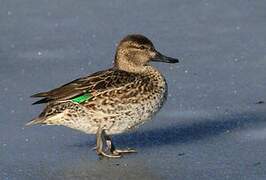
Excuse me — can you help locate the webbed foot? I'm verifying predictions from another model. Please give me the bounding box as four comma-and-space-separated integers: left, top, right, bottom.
95, 127, 137, 158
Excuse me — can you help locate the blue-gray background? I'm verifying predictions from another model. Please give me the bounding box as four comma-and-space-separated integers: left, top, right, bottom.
1, 0, 266, 179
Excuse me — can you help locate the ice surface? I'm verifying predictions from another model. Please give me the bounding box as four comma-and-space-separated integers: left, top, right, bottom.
1, 0, 266, 179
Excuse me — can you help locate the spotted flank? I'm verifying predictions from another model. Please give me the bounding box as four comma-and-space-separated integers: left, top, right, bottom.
28, 34, 179, 158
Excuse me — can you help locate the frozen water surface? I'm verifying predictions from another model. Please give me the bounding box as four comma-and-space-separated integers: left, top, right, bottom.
1, 0, 266, 179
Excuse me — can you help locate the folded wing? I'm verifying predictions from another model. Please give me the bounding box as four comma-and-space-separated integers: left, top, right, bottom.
31, 68, 137, 104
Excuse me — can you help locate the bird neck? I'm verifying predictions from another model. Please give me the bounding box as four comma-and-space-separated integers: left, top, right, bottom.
114, 61, 145, 73
114, 53, 146, 73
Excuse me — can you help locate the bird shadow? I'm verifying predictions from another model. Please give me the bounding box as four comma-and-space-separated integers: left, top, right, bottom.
72, 110, 266, 149
111, 110, 266, 149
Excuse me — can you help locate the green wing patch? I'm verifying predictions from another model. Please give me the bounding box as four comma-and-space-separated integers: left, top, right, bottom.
71, 92, 92, 103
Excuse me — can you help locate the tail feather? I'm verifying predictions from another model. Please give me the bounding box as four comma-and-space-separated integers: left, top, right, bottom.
28, 102, 67, 127
31, 91, 52, 105
25, 117, 45, 126
32, 98, 50, 105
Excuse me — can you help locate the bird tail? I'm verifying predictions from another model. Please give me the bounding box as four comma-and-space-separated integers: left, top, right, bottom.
25, 117, 46, 126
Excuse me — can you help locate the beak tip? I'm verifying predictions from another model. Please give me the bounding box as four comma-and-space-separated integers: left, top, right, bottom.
163, 57, 179, 64
172, 59, 179, 63
151, 51, 179, 63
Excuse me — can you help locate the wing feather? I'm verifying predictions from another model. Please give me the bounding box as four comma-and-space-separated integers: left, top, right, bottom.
31, 68, 138, 104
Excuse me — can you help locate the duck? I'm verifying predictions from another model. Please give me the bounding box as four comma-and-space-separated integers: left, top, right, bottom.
27, 34, 179, 158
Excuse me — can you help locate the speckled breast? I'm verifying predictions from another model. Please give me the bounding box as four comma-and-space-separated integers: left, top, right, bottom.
100, 67, 168, 134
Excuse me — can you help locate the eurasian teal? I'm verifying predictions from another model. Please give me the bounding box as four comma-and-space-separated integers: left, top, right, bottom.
27, 34, 179, 158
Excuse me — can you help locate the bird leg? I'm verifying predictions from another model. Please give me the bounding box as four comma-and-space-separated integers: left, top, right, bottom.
95, 127, 137, 158
96, 127, 121, 158
105, 134, 137, 156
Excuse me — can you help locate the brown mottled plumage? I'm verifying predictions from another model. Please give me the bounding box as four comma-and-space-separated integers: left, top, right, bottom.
27, 34, 179, 158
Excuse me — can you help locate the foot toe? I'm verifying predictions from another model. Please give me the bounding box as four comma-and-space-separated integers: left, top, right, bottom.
113, 148, 137, 154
